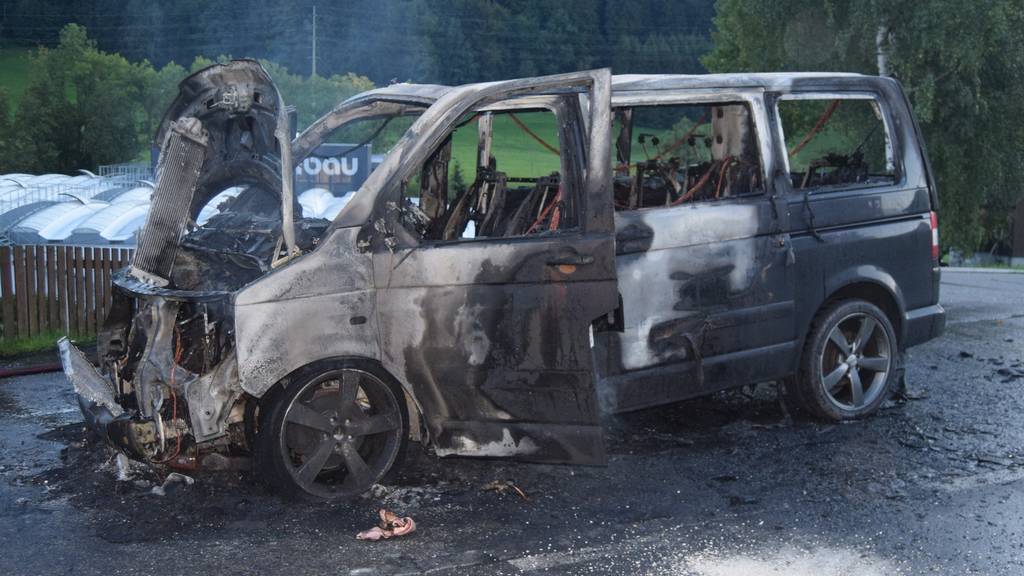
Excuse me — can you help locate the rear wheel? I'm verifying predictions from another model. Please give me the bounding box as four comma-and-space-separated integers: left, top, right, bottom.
255, 363, 408, 499
794, 299, 897, 421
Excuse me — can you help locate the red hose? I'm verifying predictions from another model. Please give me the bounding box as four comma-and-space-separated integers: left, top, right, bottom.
0, 362, 64, 378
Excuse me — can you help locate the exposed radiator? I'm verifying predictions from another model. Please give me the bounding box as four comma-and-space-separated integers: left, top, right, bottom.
131, 118, 208, 286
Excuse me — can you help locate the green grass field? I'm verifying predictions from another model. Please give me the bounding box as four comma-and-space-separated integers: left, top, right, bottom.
448, 112, 562, 181
444, 111, 691, 183
0, 48, 33, 110
0, 330, 88, 358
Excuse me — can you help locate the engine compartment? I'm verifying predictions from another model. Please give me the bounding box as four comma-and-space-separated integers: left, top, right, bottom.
83, 61, 326, 464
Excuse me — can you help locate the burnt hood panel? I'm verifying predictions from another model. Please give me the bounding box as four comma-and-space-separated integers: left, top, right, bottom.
156, 58, 281, 150
156, 59, 286, 219
124, 59, 306, 294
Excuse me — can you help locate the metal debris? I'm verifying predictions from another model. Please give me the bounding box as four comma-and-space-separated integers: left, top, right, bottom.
200, 453, 250, 471
481, 479, 529, 501
355, 509, 417, 541
150, 472, 195, 496
115, 453, 131, 482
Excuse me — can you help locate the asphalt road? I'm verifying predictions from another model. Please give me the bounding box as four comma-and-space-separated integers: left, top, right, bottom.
1, 270, 1023, 575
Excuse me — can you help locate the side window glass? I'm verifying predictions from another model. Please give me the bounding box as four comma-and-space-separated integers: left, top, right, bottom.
400, 108, 573, 241
778, 97, 896, 191
612, 102, 763, 211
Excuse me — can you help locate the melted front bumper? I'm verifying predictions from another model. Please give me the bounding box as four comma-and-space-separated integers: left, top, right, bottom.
58, 338, 153, 460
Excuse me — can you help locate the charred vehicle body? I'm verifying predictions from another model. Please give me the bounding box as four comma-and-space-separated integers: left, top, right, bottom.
60, 61, 945, 498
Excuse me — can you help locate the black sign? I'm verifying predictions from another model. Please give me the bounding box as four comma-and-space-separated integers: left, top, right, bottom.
294, 144, 372, 195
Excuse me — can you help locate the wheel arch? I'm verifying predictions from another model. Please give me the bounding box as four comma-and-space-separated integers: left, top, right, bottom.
793, 271, 907, 374
823, 281, 904, 345
823, 265, 906, 340
254, 355, 427, 443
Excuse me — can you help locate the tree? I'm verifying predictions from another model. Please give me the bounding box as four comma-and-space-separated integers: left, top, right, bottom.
703, 0, 1024, 252
140, 60, 189, 138
1, 1, 719, 85
0, 23, 379, 174
451, 161, 468, 199
12, 24, 152, 172
0, 90, 13, 173
10, 51, 73, 173
257, 60, 373, 129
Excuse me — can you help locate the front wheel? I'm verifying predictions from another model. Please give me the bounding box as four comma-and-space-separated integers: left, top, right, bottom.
793, 299, 898, 421
255, 363, 408, 499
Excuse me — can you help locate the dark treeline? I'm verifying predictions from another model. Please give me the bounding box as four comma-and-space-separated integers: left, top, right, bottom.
0, 0, 715, 84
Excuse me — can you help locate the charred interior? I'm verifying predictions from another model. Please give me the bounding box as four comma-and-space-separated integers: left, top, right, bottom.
399, 106, 579, 242
611, 102, 763, 211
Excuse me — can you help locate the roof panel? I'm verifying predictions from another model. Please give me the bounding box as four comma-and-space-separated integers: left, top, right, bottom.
15, 202, 107, 240
101, 204, 149, 241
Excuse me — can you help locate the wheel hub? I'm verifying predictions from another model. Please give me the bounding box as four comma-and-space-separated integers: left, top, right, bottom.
819, 311, 892, 412
276, 368, 405, 498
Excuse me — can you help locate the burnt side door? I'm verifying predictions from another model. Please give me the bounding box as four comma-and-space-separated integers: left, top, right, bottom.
370, 71, 617, 464
597, 90, 796, 412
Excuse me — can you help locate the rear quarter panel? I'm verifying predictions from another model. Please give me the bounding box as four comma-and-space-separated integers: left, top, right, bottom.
781, 78, 936, 351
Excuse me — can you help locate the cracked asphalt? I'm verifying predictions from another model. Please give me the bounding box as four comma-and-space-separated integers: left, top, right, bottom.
1, 269, 1023, 575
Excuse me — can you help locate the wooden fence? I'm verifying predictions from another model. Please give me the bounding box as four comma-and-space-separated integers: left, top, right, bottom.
0, 245, 135, 341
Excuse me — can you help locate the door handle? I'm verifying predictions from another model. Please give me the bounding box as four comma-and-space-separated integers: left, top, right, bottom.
546, 254, 595, 266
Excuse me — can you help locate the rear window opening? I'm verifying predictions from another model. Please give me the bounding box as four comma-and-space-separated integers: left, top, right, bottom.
611, 102, 764, 211
778, 96, 897, 191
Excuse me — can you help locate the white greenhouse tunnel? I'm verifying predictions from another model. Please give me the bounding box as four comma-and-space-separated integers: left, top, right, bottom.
0, 173, 359, 246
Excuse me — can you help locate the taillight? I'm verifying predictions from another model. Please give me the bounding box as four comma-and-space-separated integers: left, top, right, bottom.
929, 211, 940, 260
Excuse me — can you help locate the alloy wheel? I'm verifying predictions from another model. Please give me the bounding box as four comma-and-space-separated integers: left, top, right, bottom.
278, 368, 403, 498
818, 312, 892, 411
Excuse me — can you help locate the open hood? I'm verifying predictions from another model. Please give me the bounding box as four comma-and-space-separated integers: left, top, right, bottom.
122, 60, 305, 296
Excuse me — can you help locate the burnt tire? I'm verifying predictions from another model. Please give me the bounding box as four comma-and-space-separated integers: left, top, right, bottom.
254, 361, 408, 500
777, 377, 812, 421
794, 299, 898, 422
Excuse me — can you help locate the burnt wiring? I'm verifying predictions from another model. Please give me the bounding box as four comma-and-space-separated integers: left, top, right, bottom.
614, 107, 765, 210
615, 112, 709, 172
638, 133, 657, 160
525, 187, 564, 234
803, 190, 825, 242
651, 112, 710, 161
507, 112, 560, 156
154, 326, 186, 465
788, 99, 840, 158
852, 121, 881, 157
669, 156, 740, 206
714, 157, 742, 199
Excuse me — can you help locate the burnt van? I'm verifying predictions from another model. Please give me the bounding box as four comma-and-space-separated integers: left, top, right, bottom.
60, 61, 945, 498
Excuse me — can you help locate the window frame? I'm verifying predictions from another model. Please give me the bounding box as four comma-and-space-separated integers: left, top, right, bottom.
608, 90, 773, 212
773, 91, 902, 196
394, 94, 588, 246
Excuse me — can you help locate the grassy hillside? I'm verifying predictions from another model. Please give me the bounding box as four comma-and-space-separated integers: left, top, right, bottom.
0, 48, 33, 110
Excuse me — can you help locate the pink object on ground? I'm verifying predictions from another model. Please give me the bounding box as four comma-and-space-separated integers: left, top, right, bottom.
356, 509, 417, 541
